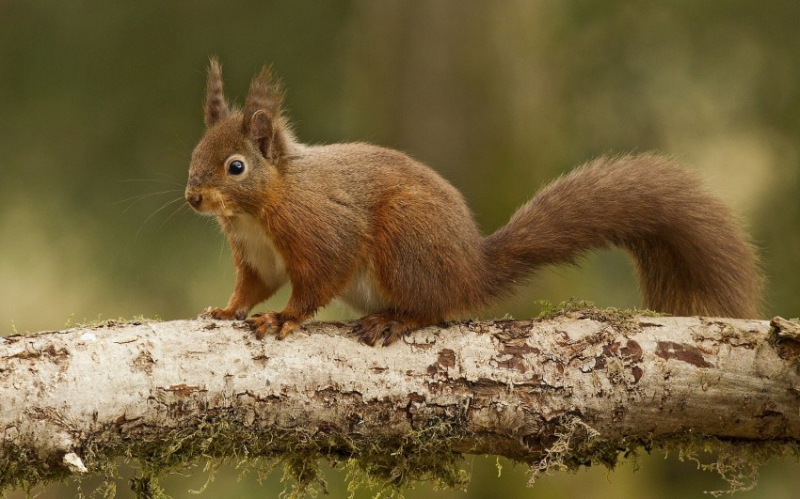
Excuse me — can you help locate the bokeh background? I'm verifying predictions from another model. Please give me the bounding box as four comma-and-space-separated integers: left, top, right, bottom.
2, 1, 799, 498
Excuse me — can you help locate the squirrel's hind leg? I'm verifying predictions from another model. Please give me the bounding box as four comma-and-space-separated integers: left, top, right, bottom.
353, 312, 438, 347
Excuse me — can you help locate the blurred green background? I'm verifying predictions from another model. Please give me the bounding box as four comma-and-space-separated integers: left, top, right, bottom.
2, 1, 798, 497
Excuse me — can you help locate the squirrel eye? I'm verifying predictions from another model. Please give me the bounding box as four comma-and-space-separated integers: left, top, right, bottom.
227, 159, 246, 176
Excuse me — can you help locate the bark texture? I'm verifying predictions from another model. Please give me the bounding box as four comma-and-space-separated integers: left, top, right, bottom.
1, 310, 799, 494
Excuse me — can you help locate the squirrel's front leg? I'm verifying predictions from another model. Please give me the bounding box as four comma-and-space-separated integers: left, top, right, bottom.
204, 264, 273, 320
246, 273, 343, 340
245, 311, 297, 340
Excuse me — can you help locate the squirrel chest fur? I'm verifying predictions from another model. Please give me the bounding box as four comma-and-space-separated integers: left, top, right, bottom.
185, 59, 762, 346
229, 213, 387, 313
227, 215, 287, 291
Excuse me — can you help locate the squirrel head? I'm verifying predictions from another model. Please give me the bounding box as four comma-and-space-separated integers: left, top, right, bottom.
186, 58, 289, 217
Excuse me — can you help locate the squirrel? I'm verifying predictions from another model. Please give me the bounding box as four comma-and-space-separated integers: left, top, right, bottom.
185, 59, 763, 346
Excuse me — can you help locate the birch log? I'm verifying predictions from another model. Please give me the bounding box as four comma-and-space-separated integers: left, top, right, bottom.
1, 310, 799, 493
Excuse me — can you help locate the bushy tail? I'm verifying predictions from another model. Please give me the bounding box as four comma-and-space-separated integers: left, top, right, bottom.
481, 155, 762, 318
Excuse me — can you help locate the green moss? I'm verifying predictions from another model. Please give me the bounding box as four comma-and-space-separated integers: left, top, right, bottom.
17, 412, 468, 499
2, 412, 799, 498
660, 435, 800, 496
0, 441, 67, 497
534, 299, 663, 337
7, 315, 162, 338
129, 475, 168, 499
341, 419, 469, 499
78, 315, 162, 330
536, 298, 662, 321
525, 415, 800, 496
535, 299, 597, 319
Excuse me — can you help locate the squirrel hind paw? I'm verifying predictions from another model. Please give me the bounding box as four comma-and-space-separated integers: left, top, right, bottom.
353, 313, 421, 347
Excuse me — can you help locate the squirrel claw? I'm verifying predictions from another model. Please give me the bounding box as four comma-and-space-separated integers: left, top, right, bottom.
277, 320, 298, 340
202, 307, 235, 320
203, 307, 248, 321
245, 312, 297, 340
353, 313, 413, 347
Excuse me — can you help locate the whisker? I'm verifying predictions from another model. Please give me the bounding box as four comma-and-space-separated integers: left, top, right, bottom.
219, 225, 228, 262
120, 178, 185, 187
155, 172, 183, 183
156, 202, 189, 232
217, 193, 233, 220
135, 196, 185, 242
167, 142, 188, 154
115, 189, 183, 211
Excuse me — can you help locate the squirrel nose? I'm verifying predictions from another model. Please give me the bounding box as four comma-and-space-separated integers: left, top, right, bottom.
186, 191, 203, 209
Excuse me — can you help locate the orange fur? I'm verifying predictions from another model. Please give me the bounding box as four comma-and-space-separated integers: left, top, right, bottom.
186, 62, 763, 346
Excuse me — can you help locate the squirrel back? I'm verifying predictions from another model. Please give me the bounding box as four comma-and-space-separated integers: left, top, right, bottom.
187, 60, 762, 345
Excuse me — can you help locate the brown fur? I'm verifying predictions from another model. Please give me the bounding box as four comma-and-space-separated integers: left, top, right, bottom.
204, 58, 229, 128
483, 156, 762, 318
186, 62, 763, 346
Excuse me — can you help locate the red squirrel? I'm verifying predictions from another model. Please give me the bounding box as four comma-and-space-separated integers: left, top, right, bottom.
185, 59, 762, 346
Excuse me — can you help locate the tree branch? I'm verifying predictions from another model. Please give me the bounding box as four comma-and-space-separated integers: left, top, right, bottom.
2, 309, 799, 495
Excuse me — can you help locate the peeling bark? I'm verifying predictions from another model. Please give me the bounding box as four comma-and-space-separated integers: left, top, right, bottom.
1, 310, 799, 494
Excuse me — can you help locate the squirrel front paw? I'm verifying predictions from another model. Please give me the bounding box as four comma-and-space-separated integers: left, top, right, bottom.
202, 307, 248, 321
245, 312, 298, 340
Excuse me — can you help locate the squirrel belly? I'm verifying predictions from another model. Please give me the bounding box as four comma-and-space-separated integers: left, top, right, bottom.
338, 264, 392, 314
187, 60, 763, 346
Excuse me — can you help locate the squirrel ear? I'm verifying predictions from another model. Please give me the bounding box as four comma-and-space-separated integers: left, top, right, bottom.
243, 65, 286, 164
248, 110, 286, 164
204, 57, 230, 127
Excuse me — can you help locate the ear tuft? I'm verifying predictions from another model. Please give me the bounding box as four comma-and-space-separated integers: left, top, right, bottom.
204, 56, 230, 127
243, 65, 284, 123
243, 66, 287, 164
